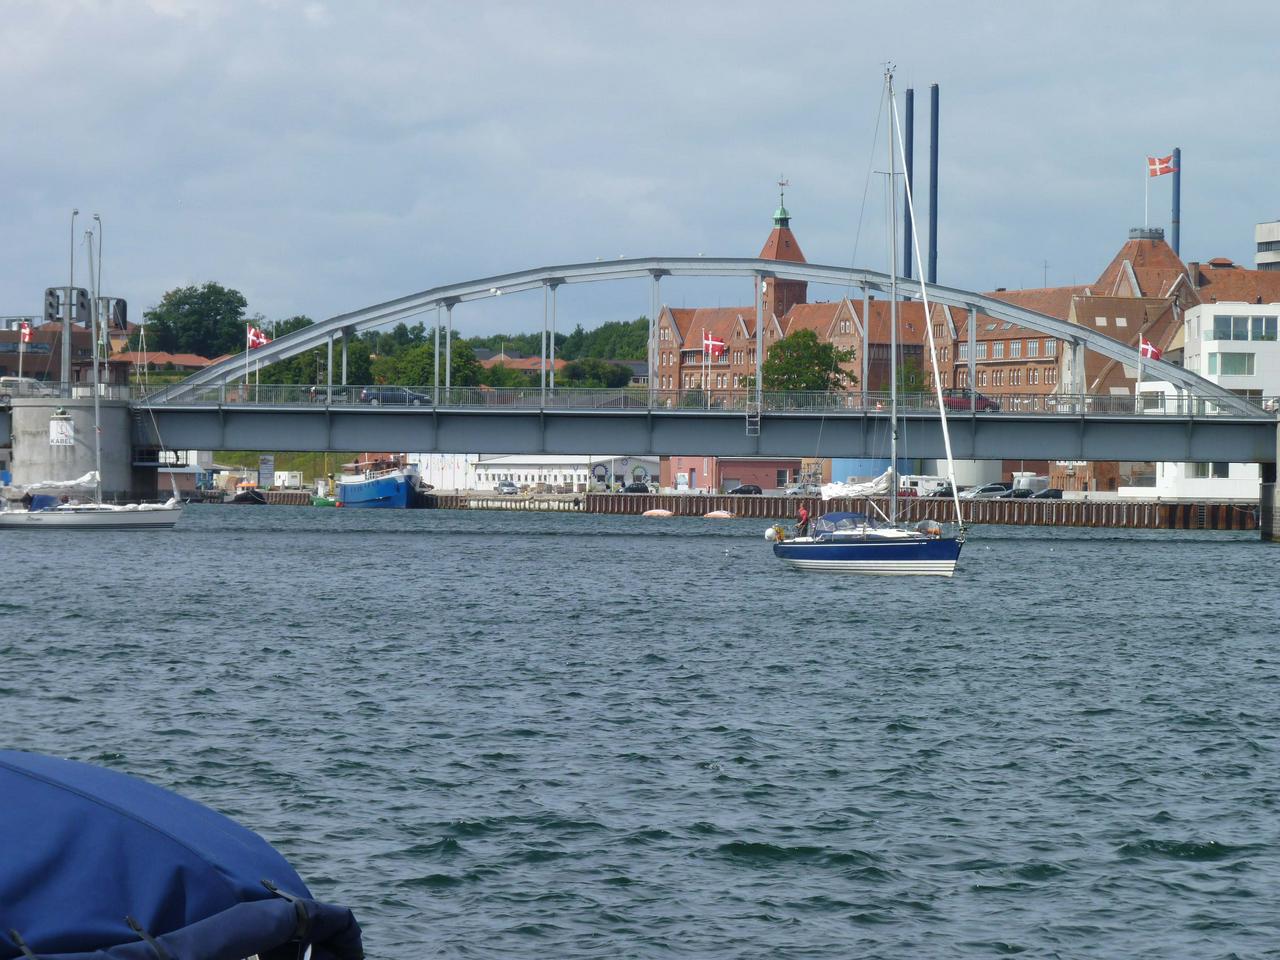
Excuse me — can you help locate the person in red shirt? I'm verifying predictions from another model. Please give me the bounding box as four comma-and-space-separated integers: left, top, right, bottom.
797, 503, 810, 537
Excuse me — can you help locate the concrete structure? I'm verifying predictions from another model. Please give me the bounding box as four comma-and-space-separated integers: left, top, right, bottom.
409, 452, 657, 491
8, 397, 135, 498
1257, 220, 1280, 272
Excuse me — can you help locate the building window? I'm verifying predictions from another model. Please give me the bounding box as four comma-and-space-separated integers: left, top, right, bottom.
1046, 368, 1057, 385
1010, 369, 1021, 386
958, 342, 969, 361
976, 342, 988, 360
933, 322, 943, 339
1233, 316, 1250, 340
992, 341, 1005, 360
1251, 316, 1278, 341
978, 370, 988, 386
1095, 316, 1107, 326
776, 469, 789, 487
1028, 368, 1039, 385
1192, 462, 1230, 479
1115, 317, 1128, 327
1010, 340, 1022, 358
1027, 339, 1039, 357
1045, 339, 1057, 356
993, 370, 1004, 386
1208, 352, 1255, 376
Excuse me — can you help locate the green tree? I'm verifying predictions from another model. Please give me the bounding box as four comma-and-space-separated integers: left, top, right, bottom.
481, 363, 534, 387
560, 358, 634, 388
761, 329, 856, 391
372, 339, 481, 386
896, 356, 926, 394
131, 282, 249, 357
261, 317, 374, 386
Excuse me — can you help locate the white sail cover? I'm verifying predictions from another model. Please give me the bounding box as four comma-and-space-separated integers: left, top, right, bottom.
821, 467, 895, 501
2, 471, 99, 496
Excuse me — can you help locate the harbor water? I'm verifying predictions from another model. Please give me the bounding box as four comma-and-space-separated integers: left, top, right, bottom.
5, 507, 1278, 958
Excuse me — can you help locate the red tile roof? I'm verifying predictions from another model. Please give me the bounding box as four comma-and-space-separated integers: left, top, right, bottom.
1190, 260, 1280, 305
1094, 236, 1190, 300
111, 351, 213, 368
758, 226, 807, 263
987, 285, 1088, 321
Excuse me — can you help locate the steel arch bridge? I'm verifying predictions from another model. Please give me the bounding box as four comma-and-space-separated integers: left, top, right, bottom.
149, 256, 1257, 415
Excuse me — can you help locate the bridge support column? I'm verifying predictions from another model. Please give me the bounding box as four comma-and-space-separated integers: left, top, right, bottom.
649, 272, 661, 401
550, 281, 559, 389
445, 302, 453, 395
341, 329, 348, 386
540, 284, 548, 404
861, 287, 870, 401
967, 306, 977, 409
1262, 455, 1278, 542
433, 304, 441, 405
755, 272, 765, 407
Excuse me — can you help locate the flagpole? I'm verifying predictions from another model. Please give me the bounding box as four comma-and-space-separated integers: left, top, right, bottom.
244, 322, 250, 398
18, 326, 24, 380
1136, 329, 1143, 415
1144, 161, 1149, 228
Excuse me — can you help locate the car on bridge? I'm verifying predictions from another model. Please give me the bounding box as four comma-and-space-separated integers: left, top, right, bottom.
360, 385, 432, 406
726, 484, 763, 495
941, 388, 1001, 412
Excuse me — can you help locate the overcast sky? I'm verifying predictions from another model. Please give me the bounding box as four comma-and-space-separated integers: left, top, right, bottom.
4, 1, 1277, 337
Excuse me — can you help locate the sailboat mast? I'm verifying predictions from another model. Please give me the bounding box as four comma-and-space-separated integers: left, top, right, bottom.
86, 228, 103, 505
887, 68, 899, 525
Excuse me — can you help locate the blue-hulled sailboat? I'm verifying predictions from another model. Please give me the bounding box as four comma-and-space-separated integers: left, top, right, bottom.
770, 68, 966, 576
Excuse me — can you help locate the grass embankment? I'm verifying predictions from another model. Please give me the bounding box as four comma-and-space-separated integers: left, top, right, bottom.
214, 452, 361, 483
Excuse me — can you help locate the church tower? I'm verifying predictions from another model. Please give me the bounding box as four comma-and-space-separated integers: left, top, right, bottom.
758, 179, 808, 320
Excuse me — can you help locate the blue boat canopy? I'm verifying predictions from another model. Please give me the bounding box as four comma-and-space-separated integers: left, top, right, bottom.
0, 751, 362, 960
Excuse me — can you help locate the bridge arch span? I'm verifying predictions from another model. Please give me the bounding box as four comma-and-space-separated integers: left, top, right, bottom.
152, 257, 1253, 413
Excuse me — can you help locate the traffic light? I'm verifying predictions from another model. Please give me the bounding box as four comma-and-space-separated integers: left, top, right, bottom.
110, 298, 128, 329
44, 288, 60, 325
74, 288, 90, 327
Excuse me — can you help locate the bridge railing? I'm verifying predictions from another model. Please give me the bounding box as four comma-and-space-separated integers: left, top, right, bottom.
0, 380, 134, 401
132, 382, 1279, 419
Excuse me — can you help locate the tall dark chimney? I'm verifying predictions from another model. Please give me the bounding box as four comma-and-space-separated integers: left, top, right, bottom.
928, 83, 939, 284
1171, 146, 1181, 256
903, 87, 914, 280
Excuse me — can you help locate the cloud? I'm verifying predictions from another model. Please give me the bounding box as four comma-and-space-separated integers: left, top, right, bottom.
1, 1, 1277, 333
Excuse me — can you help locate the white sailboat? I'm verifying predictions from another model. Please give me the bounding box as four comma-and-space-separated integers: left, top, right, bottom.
768, 68, 966, 575
0, 227, 182, 530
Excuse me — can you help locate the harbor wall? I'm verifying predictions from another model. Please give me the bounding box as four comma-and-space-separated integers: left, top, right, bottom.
9, 398, 134, 499
422, 492, 1258, 531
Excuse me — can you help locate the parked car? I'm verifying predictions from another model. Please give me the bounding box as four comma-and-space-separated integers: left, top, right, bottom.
785, 483, 822, 496
959, 481, 1015, 500
495, 480, 519, 495
941, 387, 1001, 412
928, 484, 956, 499
1031, 487, 1064, 499
622, 482, 651, 493
726, 484, 762, 495
360, 385, 431, 406
0, 376, 57, 399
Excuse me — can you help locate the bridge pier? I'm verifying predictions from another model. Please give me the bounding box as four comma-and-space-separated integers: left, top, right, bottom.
8, 397, 135, 498
1263, 447, 1278, 542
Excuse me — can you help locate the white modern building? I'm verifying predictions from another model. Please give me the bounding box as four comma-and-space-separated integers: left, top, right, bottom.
1124, 295, 1280, 500
1257, 220, 1280, 272
408, 453, 659, 492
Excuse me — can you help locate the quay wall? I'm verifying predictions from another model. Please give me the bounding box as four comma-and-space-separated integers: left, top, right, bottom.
423, 492, 1258, 531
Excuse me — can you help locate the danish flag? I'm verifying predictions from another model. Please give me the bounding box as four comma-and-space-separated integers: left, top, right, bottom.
18, 320, 32, 344
702, 331, 727, 357
247, 326, 272, 349
1139, 336, 1161, 360
1147, 155, 1177, 178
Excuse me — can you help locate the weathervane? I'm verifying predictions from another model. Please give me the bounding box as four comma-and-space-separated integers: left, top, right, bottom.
777, 174, 789, 209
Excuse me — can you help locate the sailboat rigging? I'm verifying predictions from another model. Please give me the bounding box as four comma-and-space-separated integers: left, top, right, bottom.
767, 68, 965, 576
0, 223, 182, 529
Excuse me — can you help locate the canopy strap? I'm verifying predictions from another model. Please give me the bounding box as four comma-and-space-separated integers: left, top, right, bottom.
125, 916, 172, 960
263, 879, 312, 942
7, 928, 40, 960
